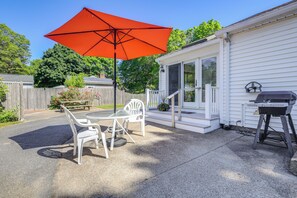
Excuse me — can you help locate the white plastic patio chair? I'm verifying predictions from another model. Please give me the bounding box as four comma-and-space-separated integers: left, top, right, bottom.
123, 99, 146, 136
61, 105, 109, 164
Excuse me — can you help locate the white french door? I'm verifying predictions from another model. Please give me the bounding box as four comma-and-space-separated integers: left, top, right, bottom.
182, 60, 199, 108
200, 56, 217, 107
182, 56, 217, 109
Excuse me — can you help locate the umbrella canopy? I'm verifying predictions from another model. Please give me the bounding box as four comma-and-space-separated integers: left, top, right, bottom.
45, 7, 172, 111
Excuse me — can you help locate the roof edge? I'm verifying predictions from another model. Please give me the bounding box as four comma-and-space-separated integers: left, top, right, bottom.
156, 38, 219, 63
216, 0, 297, 36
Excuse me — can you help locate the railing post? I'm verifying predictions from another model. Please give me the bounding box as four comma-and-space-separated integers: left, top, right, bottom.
172, 97, 175, 128
205, 84, 211, 119
178, 89, 181, 121
146, 88, 150, 111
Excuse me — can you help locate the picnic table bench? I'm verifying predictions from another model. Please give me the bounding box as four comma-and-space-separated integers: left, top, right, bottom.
60, 100, 92, 112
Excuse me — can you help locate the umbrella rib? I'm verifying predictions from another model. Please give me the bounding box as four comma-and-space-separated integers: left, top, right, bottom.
84, 8, 115, 30
118, 38, 135, 45
94, 32, 114, 45
126, 34, 166, 53
116, 31, 129, 60
116, 29, 132, 45
45, 29, 113, 37
119, 27, 172, 31
83, 31, 112, 56
45, 27, 171, 37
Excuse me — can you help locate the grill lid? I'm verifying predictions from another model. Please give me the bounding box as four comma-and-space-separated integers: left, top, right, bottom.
254, 91, 297, 104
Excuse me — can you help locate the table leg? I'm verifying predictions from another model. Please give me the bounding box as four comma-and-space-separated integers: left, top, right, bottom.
116, 119, 135, 143
110, 119, 117, 151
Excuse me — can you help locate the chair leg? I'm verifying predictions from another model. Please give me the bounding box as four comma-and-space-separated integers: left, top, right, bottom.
126, 121, 129, 132
77, 139, 84, 165
101, 133, 109, 159
95, 138, 99, 149
141, 120, 145, 137
73, 138, 77, 156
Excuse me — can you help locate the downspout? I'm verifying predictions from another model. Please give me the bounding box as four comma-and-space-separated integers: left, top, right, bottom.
224, 32, 231, 126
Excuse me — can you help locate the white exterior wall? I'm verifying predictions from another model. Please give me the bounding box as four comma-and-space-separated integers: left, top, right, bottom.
159, 70, 166, 92
224, 16, 297, 131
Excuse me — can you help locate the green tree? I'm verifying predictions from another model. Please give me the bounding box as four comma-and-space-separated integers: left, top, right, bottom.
35, 44, 87, 87
119, 56, 159, 93
83, 56, 114, 77
187, 19, 222, 43
64, 73, 86, 88
0, 24, 31, 74
23, 59, 42, 75
35, 44, 114, 87
167, 29, 187, 53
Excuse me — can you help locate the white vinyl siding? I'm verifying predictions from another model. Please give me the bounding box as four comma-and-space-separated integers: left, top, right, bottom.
227, 16, 297, 131
159, 70, 166, 92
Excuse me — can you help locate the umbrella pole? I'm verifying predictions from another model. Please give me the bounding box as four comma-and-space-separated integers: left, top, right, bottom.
113, 30, 117, 113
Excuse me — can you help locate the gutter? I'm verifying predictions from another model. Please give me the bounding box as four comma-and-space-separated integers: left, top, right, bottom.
224, 33, 231, 126
216, 1, 297, 36
156, 38, 219, 63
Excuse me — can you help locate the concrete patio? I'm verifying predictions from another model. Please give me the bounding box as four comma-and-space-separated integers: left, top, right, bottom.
0, 110, 297, 198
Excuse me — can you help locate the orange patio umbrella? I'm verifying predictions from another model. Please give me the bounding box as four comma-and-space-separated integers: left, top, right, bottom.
45, 7, 172, 112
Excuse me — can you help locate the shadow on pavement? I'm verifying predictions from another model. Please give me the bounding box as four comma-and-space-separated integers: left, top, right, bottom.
37, 145, 107, 164
9, 125, 72, 149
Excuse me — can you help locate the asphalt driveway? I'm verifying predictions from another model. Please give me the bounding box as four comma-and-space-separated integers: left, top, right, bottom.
0, 110, 296, 198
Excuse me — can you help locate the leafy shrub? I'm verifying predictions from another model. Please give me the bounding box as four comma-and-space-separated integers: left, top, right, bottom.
64, 73, 85, 88
157, 102, 170, 111
0, 78, 8, 111
0, 109, 18, 123
49, 87, 99, 109
49, 96, 61, 109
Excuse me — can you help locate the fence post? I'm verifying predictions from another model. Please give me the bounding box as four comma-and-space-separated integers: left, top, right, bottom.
19, 83, 24, 121
205, 84, 211, 119
146, 88, 150, 111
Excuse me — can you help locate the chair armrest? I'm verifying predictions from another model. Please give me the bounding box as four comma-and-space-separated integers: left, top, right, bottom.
75, 122, 103, 133
77, 119, 90, 124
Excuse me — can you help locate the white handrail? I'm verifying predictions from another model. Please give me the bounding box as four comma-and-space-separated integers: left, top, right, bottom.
167, 90, 179, 99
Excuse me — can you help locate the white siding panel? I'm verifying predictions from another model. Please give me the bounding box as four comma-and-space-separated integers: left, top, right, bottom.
228, 16, 297, 131
159, 71, 166, 91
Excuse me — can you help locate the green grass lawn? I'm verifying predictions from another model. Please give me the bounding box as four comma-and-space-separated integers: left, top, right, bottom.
0, 121, 21, 128
96, 104, 125, 109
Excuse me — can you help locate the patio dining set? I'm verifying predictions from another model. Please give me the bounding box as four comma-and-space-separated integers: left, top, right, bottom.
62, 99, 145, 165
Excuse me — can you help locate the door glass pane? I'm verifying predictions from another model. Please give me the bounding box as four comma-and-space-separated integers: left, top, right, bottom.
202, 57, 216, 102
168, 63, 181, 105
184, 62, 195, 102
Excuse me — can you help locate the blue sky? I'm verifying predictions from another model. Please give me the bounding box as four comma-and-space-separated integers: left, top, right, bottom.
0, 0, 290, 61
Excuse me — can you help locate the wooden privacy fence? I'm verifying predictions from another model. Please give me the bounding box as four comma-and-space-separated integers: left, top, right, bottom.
3, 82, 146, 117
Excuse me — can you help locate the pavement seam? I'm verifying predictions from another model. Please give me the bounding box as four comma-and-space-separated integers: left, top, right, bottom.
138, 134, 245, 185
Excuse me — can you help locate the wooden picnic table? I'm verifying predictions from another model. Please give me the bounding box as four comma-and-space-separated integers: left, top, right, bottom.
60, 100, 92, 112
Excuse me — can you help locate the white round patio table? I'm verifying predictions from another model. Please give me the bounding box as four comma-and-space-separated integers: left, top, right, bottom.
86, 110, 141, 150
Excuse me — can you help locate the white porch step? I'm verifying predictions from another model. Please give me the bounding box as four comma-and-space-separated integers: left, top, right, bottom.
146, 114, 220, 134
146, 111, 219, 126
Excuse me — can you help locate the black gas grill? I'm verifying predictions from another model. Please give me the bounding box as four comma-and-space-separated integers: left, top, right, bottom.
252, 91, 297, 157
